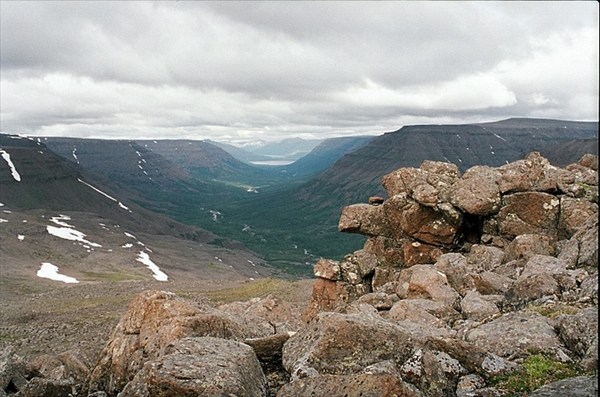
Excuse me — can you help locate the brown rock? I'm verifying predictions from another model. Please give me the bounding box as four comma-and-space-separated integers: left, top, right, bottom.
497, 192, 560, 238
460, 290, 500, 321
497, 152, 560, 193
283, 311, 414, 378
383, 193, 459, 246
395, 265, 460, 308
504, 234, 555, 262
558, 196, 598, 238
276, 373, 422, 397
450, 165, 501, 215
338, 203, 387, 236
313, 258, 341, 281
118, 337, 267, 397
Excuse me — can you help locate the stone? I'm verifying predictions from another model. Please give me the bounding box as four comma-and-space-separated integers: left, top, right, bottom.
283, 311, 414, 378
383, 193, 459, 246
338, 203, 387, 236
465, 312, 567, 360
450, 165, 501, 215
504, 234, 555, 262
497, 192, 560, 239
558, 197, 598, 238
497, 152, 559, 193
313, 258, 341, 281
529, 375, 598, 397
395, 264, 460, 308
460, 290, 500, 321
555, 307, 598, 371
118, 337, 267, 397
276, 373, 422, 397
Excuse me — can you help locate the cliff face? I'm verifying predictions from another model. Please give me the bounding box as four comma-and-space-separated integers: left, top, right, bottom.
2, 152, 598, 397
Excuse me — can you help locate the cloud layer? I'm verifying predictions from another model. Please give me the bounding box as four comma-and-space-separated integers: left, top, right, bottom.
1, 1, 597, 143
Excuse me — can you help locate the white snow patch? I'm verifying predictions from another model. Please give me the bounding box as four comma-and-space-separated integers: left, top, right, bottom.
0, 148, 22, 181
124, 232, 136, 239
37, 263, 79, 283
136, 251, 168, 281
72, 147, 79, 163
121, 243, 133, 248
3, 210, 12, 213
18, 234, 25, 241
0, 218, 8, 223
492, 133, 507, 142
0, 203, 3, 207
50, 214, 74, 227
78, 178, 131, 212
47, 225, 102, 247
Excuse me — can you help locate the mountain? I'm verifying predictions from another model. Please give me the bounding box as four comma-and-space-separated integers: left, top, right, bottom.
247, 138, 324, 162
207, 140, 274, 164
0, 134, 276, 291
135, 139, 282, 187
278, 136, 373, 178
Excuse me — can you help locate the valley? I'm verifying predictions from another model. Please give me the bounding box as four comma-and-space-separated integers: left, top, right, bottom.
2, 118, 598, 280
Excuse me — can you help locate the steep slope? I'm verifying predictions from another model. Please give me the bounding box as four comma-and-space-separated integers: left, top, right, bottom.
0, 134, 274, 289
136, 139, 283, 187
278, 136, 373, 178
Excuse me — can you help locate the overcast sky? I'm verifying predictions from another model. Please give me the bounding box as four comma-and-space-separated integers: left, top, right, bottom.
1, 1, 598, 145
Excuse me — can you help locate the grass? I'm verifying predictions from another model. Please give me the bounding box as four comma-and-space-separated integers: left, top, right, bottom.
202, 277, 312, 304
527, 303, 580, 318
80, 270, 144, 282
491, 353, 584, 396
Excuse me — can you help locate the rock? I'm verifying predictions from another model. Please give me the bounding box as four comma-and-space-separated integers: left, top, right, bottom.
504, 234, 555, 262
529, 375, 598, 397
368, 196, 385, 205
460, 290, 500, 321
387, 298, 459, 328
338, 203, 387, 236
118, 337, 267, 397
497, 192, 560, 239
450, 165, 501, 215
12, 377, 73, 397
283, 311, 414, 379
383, 193, 460, 246
558, 197, 598, 238
313, 258, 341, 281
497, 151, 560, 193
355, 292, 398, 310
466, 245, 505, 272
555, 307, 598, 371
88, 290, 254, 395
395, 264, 460, 308
276, 373, 422, 397
465, 312, 567, 361
0, 348, 38, 394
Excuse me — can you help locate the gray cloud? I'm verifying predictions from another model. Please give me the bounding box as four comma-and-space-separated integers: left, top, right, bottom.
0, 1, 597, 143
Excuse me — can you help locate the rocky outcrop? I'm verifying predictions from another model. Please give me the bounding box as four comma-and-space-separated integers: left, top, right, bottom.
301, 152, 597, 396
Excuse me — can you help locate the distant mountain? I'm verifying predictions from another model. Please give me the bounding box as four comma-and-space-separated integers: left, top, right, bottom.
0, 133, 274, 287
278, 136, 374, 178
207, 140, 274, 163
247, 138, 324, 161
136, 139, 282, 185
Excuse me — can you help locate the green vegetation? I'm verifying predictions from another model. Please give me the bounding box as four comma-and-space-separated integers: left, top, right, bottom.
528, 303, 580, 319
491, 353, 585, 396
202, 278, 307, 304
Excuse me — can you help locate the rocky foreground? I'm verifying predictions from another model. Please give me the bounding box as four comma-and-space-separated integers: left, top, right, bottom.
2, 152, 598, 396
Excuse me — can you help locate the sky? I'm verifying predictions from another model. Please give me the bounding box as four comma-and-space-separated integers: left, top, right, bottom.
1, 1, 598, 145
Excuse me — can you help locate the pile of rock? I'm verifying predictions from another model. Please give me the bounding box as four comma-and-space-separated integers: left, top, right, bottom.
2, 152, 597, 397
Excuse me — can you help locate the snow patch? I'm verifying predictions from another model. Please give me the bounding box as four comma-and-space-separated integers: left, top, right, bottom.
121, 243, 133, 248
0, 218, 8, 223
78, 178, 131, 212
50, 214, 74, 227
47, 225, 102, 247
18, 234, 25, 241
136, 251, 168, 281
0, 148, 22, 181
37, 263, 79, 283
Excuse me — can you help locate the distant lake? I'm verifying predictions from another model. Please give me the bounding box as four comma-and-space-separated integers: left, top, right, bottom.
249, 160, 295, 166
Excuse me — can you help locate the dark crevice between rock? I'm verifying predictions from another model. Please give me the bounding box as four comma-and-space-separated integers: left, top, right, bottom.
452, 213, 484, 251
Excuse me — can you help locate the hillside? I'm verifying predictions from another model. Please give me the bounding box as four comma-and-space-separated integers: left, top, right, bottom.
0, 134, 276, 292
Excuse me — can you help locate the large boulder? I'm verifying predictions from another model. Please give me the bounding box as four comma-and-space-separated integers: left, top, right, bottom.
118, 337, 267, 397
283, 311, 414, 379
